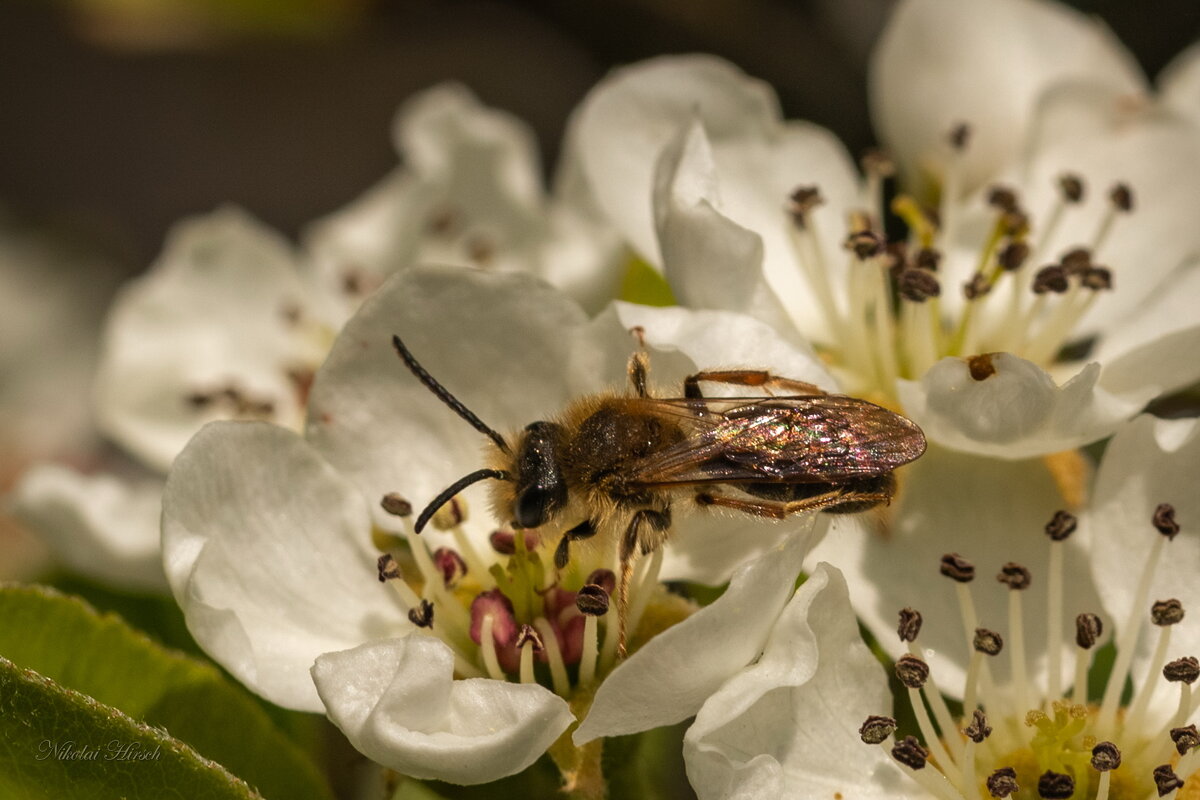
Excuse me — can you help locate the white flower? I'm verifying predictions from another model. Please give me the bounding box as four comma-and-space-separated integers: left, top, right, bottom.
11, 84, 622, 589
304, 83, 623, 318
562, 0, 1200, 689
683, 415, 1200, 799
161, 264, 831, 784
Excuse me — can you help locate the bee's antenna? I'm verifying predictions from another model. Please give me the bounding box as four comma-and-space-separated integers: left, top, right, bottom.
392, 334, 511, 454
415, 469, 512, 533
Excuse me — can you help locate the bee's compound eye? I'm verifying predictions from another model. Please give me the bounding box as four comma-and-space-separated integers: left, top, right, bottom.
515, 487, 552, 529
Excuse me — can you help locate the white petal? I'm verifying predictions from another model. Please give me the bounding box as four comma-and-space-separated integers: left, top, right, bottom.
897, 354, 1150, 459
811, 443, 1102, 694
708, 122, 862, 346
8, 464, 166, 591
684, 564, 913, 800
162, 421, 399, 711
1160, 41, 1200, 124
1014, 82, 1200, 334
393, 83, 542, 214
652, 119, 798, 339
305, 265, 587, 541
569, 55, 782, 265
574, 520, 822, 744
1095, 258, 1200, 400
96, 207, 324, 472
1087, 415, 1200, 660
871, 0, 1144, 195
313, 636, 572, 785
303, 168, 430, 323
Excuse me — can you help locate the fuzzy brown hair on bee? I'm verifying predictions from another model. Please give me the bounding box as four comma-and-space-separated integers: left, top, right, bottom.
391, 333, 926, 658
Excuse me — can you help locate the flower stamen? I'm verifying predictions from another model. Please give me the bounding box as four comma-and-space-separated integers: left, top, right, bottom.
1097, 506, 1177, 737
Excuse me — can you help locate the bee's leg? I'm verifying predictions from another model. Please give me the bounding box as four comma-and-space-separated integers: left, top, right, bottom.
627, 326, 650, 398
617, 507, 672, 658
695, 489, 891, 518
683, 370, 827, 399
554, 519, 597, 570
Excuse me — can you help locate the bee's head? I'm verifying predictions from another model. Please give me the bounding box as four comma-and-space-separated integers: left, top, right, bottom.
506, 421, 568, 530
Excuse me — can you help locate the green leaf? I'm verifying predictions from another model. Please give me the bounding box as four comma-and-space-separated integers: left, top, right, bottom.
0, 584, 335, 800
0, 655, 261, 800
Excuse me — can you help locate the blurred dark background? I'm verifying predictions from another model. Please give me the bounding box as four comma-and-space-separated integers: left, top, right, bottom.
1, 0, 1197, 273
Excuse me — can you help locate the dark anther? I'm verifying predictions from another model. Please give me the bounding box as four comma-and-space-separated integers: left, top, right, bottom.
949, 123, 971, 151
998, 241, 1030, 271
186, 391, 213, 408
1059, 174, 1085, 203
1170, 725, 1200, 756
914, 247, 942, 272
1082, 267, 1113, 291
1060, 247, 1093, 275
940, 553, 976, 582
407, 599, 434, 629
466, 234, 496, 266
788, 186, 824, 227
891, 735, 929, 770
894, 654, 930, 689
968, 353, 998, 381
1037, 770, 1074, 799
585, 569, 617, 596
997, 562, 1032, 590
845, 230, 885, 260
884, 242, 908, 276
897, 608, 923, 642
859, 715, 897, 745
1045, 510, 1078, 541
1109, 183, 1134, 213
489, 529, 536, 555
1152, 599, 1185, 627
1091, 741, 1122, 771
987, 767, 1019, 798
489, 530, 516, 555
1153, 764, 1184, 796
1000, 210, 1029, 238
1164, 656, 1200, 684
432, 548, 468, 586
963, 709, 992, 743
377, 554, 401, 582
861, 148, 896, 178
425, 206, 459, 236
1032, 265, 1069, 294
987, 185, 1018, 213
516, 623, 544, 651
1076, 613, 1103, 649
576, 584, 611, 617
898, 268, 941, 302
381, 493, 413, 517
1153, 504, 1180, 539
974, 628, 1004, 656
964, 273, 992, 300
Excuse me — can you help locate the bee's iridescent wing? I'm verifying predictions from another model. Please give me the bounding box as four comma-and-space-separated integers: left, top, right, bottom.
625, 395, 926, 487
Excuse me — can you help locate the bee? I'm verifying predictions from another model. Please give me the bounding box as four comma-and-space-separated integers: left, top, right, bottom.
392, 332, 926, 656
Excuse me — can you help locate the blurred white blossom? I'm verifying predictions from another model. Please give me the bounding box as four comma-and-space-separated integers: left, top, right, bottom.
11, 86, 622, 590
